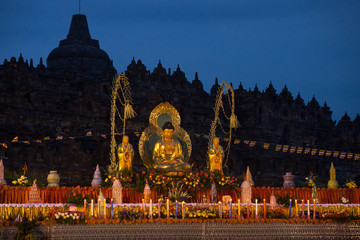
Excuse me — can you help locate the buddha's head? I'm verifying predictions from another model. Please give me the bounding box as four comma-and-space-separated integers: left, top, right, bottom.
122, 135, 129, 145
213, 137, 220, 147
162, 122, 175, 140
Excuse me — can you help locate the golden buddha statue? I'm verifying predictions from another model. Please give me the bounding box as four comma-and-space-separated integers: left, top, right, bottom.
117, 135, 134, 173
208, 137, 225, 174
152, 122, 190, 175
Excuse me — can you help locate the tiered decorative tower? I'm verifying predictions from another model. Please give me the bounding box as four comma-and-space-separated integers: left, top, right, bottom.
283, 172, 295, 188
28, 180, 43, 204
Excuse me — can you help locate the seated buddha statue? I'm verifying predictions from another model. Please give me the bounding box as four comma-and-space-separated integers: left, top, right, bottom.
152, 122, 190, 175
208, 137, 225, 175
117, 135, 134, 174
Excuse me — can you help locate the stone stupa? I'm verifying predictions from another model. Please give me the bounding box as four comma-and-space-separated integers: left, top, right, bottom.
112, 179, 123, 204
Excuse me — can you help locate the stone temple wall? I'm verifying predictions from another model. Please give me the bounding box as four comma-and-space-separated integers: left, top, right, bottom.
0, 14, 359, 187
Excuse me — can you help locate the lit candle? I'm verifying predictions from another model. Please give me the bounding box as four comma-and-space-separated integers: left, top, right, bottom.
150, 199, 153, 219
246, 200, 250, 219
166, 199, 169, 219
313, 199, 316, 219
302, 200, 304, 219
230, 199, 233, 218
142, 199, 145, 218
104, 199, 106, 218
175, 201, 178, 219
307, 200, 310, 219
158, 199, 161, 219
111, 199, 113, 219
263, 199, 266, 219
84, 199, 87, 216
295, 199, 298, 218
182, 201, 185, 219
255, 199, 258, 218
98, 198, 100, 218
237, 199, 241, 219
91, 199, 94, 217
289, 199, 292, 218
218, 202, 222, 219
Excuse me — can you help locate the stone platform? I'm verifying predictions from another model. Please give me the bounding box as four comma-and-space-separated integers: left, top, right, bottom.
2, 222, 360, 240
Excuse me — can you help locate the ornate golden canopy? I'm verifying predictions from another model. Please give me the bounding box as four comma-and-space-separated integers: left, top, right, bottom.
139, 102, 192, 168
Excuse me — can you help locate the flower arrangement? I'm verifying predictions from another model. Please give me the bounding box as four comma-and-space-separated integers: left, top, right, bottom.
343, 179, 357, 188
182, 172, 200, 188
275, 192, 295, 207
187, 208, 217, 219
12, 175, 30, 187
266, 206, 289, 219
134, 171, 148, 193
103, 167, 134, 188
216, 175, 239, 189
67, 186, 91, 207
11, 163, 32, 187
305, 172, 317, 188
168, 182, 191, 202
116, 207, 141, 220
305, 172, 326, 188
149, 171, 173, 194
53, 211, 84, 224
339, 196, 349, 204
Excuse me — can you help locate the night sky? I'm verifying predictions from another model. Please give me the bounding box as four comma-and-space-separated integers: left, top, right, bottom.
1, 0, 359, 121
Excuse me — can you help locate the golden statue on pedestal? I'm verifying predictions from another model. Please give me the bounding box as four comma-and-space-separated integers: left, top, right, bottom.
208, 137, 225, 175
139, 102, 192, 176
117, 135, 134, 174
153, 122, 190, 173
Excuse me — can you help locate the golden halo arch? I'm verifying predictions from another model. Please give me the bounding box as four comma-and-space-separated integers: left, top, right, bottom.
139, 102, 192, 169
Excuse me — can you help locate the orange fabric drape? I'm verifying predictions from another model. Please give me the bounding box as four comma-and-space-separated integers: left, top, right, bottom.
0, 186, 359, 204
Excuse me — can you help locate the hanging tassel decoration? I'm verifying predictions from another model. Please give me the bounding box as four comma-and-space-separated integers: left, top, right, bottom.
230, 114, 240, 129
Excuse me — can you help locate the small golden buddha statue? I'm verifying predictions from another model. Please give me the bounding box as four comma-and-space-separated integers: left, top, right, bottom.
208, 137, 225, 175
117, 135, 134, 173
152, 122, 190, 175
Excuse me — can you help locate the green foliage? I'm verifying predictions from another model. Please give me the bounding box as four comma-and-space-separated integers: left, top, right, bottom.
15, 220, 37, 240
275, 193, 295, 207
134, 171, 148, 193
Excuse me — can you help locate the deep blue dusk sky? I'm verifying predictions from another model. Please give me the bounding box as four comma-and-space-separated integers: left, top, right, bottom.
0, 0, 359, 121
